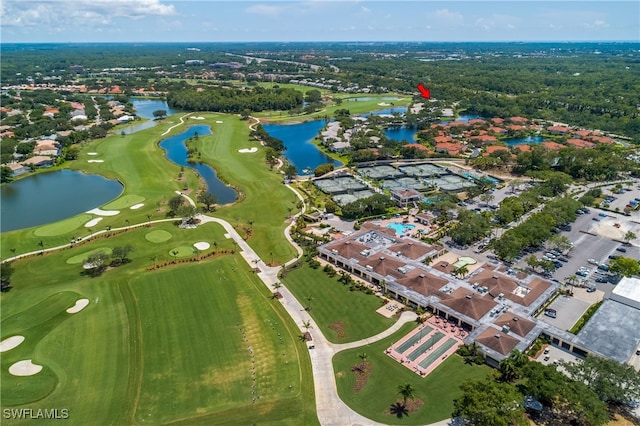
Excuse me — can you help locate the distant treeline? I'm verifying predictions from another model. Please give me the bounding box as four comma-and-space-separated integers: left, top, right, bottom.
166, 86, 303, 112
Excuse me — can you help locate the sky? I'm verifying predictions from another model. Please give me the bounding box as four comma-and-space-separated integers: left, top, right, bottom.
1, 0, 638, 43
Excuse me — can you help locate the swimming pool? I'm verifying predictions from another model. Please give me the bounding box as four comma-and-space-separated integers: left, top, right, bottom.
386, 222, 416, 236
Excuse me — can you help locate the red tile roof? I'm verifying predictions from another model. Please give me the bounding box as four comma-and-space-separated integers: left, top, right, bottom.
471, 135, 498, 144
404, 143, 429, 151
513, 144, 531, 152
435, 142, 466, 155
566, 138, 595, 149
484, 145, 509, 155
541, 141, 565, 150
476, 328, 520, 355
547, 125, 571, 134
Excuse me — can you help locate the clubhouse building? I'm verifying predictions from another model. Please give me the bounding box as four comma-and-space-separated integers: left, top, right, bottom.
318, 227, 640, 367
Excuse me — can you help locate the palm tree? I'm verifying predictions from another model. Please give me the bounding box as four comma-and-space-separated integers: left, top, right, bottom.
305, 295, 314, 311
302, 320, 312, 333
397, 383, 416, 407
453, 265, 469, 278
358, 352, 368, 370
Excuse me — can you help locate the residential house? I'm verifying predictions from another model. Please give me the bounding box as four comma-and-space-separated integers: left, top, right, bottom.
21, 156, 54, 168
7, 162, 29, 176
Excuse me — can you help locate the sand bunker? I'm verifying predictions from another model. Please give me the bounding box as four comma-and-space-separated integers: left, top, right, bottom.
88, 160, 104, 163
130, 203, 145, 210
86, 208, 120, 216
216, 120, 223, 124
66, 299, 89, 314
377, 102, 390, 106
238, 147, 258, 153
9, 360, 43, 376
87, 152, 98, 156
85, 217, 103, 227
194, 242, 210, 250
0, 336, 25, 352
192, 116, 205, 120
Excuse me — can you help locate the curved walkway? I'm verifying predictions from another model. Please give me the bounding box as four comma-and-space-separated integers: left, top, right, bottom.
160, 112, 193, 136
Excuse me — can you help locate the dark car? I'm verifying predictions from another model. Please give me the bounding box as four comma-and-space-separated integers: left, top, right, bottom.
544, 309, 557, 318
597, 264, 609, 271
608, 255, 620, 260
586, 287, 596, 293
595, 277, 609, 283
616, 247, 627, 253
592, 217, 600, 222
558, 257, 569, 263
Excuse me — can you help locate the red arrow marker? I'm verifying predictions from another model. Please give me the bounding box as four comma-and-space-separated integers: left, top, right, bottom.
417, 83, 430, 99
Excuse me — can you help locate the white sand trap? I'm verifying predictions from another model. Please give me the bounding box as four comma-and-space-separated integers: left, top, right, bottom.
192, 116, 205, 120
87, 152, 98, 156
130, 203, 145, 210
377, 102, 390, 106
9, 360, 43, 376
238, 147, 258, 153
0, 336, 25, 352
88, 159, 104, 163
216, 120, 223, 123
67, 299, 89, 314
85, 217, 103, 227
194, 242, 210, 250
86, 208, 120, 216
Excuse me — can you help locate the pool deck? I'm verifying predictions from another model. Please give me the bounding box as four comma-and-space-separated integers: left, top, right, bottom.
430, 251, 484, 276
364, 217, 435, 239
385, 315, 467, 377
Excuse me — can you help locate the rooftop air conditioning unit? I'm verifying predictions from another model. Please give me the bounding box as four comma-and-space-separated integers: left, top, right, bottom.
419, 274, 426, 278
465, 294, 473, 299
495, 334, 501, 339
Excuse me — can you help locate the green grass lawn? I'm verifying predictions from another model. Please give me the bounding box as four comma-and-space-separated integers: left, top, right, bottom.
254, 93, 412, 123
282, 263, 395, 343
333, 324, 491, 425
1, 222, 317, 425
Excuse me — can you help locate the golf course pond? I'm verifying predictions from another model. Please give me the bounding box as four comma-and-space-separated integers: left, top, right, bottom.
1, 170, 123, 232
159, 124, 238, 204
262, 120, 341, 175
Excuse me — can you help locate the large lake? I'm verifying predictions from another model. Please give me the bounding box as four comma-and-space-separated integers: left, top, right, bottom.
386, 127, 417, 143
262, 120, 341, 175
1, 170, 123, 232
121, 98, 178, 134
159, 125, 237, 204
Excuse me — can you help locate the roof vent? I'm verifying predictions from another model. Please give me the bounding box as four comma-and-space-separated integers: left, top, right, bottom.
495, 334, 501, 339
513, 317, 519, 321
465, 294, 473, 299
345, 241, 351, 245
493, 275, 499, 279
379, 256, 385, 260
419, 274, 426, 278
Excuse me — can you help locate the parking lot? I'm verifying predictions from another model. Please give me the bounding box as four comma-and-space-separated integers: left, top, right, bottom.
539, 295, 591, 331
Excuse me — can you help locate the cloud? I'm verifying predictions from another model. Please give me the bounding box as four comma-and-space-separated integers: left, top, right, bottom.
474, 14, 519, 31
434, 9, 463, 25
361, 6, 371, 14
245, 4, 285, 16
1, 0, 175, 28
585, 19, 609, 29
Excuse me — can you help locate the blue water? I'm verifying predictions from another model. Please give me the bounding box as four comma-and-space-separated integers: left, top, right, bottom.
439, 114, 481, 124
158, 125, 237, 204
386, 222, 416, 236
463, 172, 501, 185
262, 121, 341, 175
1, 170, 123, 232
122, 98, 178, 134
362, 106, 408, 117
504, 135, 545, 146
386, 126, 417, 143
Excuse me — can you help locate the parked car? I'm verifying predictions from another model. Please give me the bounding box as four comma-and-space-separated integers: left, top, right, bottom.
595, 277, 609, 283
587, 287, 596, 293
608, 255, 620, 260
597, 264, 609, 271
576, 270, 588, 277
616, 247, 627, 253
587, 258, 598, 265
544, 308, 557, 318
592, 217, 600, 222
598, 212, 608, 217
558, 257, 569, 263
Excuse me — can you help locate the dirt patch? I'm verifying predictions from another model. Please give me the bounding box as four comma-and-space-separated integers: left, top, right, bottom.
329, 321, 346, 340
351, 361, 372, 393
385, 398, 424, 414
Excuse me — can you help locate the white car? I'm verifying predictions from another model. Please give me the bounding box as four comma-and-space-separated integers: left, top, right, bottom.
587, 258, 598, 265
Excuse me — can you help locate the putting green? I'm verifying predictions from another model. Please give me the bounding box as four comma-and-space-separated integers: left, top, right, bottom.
169, 246, 195, 258
104, 194, 145, 209
145, 230, 172, 243
34, 214, 92, 237
66, 247, 113, 265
